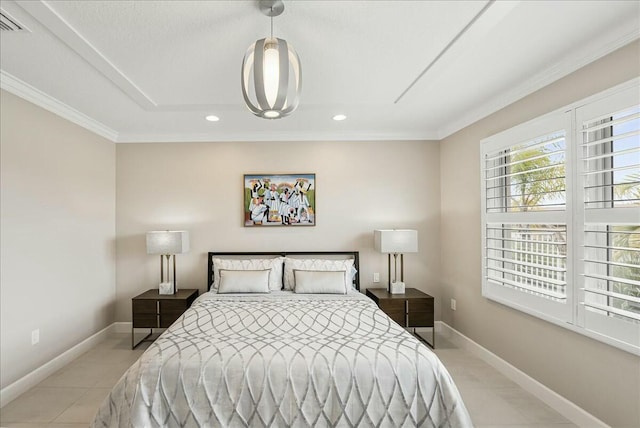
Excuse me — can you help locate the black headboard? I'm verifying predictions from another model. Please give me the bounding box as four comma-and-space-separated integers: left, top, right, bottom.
207, 251, 360, 291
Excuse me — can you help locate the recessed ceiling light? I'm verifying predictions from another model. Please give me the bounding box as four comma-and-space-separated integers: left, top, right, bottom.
205, 115, 220, 122
333, 114, 347, 121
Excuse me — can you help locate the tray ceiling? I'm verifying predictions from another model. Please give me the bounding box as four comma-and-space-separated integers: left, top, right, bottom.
1, 0, 638, 142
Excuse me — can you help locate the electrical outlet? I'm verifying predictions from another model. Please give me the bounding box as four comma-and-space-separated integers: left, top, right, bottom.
373, 272, 380, 283
451, 299, 457, 311
31, 329, 39, 345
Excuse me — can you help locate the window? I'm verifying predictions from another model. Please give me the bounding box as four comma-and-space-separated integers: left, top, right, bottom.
482, 112, 573, 324
577, 91, 640, 350
481, 80, 639, 355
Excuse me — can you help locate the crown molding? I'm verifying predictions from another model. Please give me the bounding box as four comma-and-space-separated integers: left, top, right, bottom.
437, 25, 640, 140
1, 70, 119, 141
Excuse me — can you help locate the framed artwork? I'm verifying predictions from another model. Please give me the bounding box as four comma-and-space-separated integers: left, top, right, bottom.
244, 174, 316, 226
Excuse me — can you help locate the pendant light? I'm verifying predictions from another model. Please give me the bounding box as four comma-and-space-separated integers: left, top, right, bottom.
241, 0, 302, 119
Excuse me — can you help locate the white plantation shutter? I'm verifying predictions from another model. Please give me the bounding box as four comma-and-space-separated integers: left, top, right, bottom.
484, 132, 567, 213
576, 85, 640, 350
485, 224, 567, 299
481, 112, 573, 323
481, 79, 640, 355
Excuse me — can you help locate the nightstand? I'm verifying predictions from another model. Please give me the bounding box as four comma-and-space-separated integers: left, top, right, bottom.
131, 288, 199, 349
366, 287, 435, 348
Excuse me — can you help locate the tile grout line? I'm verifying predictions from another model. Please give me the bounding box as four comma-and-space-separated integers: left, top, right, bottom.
48, 387, 91, 425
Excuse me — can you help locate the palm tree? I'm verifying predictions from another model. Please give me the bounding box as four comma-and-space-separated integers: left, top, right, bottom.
508, 146, 565, 211
614, 172, 640, 205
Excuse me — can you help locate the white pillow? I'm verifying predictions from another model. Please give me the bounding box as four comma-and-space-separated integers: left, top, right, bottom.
283, 258, 355, 290
294, 270, 347, 294
217, 269, 270, 294
211, 257, 284, 291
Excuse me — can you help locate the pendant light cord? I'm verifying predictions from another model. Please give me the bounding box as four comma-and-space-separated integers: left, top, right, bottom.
270, 7, 274, 39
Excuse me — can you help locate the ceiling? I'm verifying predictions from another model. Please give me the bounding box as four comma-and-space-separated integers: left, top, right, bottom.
1, 0, 638, 143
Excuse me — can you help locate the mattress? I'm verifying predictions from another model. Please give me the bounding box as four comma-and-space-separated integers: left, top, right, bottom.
91, 291, 472, 427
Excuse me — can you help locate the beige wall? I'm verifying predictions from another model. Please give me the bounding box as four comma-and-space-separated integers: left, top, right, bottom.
115, 140, 440, 321
440, 40, 640, 427
0, 90, 116, 389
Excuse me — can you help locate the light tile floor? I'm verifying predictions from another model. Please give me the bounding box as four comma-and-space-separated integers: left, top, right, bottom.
432, 335, 577, 428
0, 333, 577, 428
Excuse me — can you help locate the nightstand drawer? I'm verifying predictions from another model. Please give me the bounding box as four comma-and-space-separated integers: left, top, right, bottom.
408, 311, 433, 327
379, 299, 406, 326
161, 300, 188, 313
407, 298, 434, 328
159, 303, 186, 328
385, 310, 406, 326
379, 299, 405, 312
133, 313, 158, 328
159, 313, 181, 328
408, 298, 431, 313
133, 300, 157, 314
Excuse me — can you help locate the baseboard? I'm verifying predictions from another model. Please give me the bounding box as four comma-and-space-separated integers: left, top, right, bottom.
0, 324, 116, 408
437, 321, 609, 428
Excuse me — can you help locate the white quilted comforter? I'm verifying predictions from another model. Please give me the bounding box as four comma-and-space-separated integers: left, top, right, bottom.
92, 291, 472, 427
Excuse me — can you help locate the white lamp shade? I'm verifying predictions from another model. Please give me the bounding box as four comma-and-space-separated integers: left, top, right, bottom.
374, 229, 418, 254
146, 231, 190, 255
241, 37, 302, 119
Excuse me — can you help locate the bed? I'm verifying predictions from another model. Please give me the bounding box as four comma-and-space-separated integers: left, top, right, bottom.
92, 251, 471, 427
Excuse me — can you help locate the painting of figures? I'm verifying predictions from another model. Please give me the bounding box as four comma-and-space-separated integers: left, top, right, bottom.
244, 174, 316, 226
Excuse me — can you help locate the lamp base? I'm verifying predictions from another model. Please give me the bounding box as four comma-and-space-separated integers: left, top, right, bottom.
159, 282, 174, 295
390, 281, 406, 294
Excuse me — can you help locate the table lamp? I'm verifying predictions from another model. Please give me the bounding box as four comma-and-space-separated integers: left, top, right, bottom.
146, 231, 190, 294
374, 229, 418, 294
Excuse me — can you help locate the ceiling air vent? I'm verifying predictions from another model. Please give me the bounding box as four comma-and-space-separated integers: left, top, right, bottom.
0, 10, 26, 32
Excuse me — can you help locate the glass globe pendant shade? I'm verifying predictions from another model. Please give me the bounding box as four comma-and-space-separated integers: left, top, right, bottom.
241, 37, 302, 119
